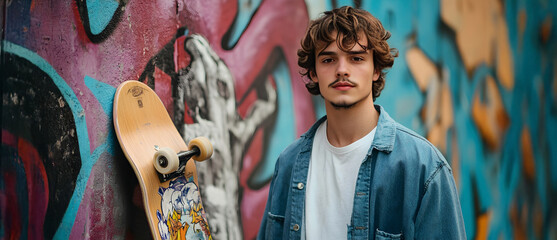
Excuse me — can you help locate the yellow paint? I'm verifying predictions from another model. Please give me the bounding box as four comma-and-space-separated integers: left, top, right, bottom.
471, 76, 510, 150
475, 211, 491, 240
441, 0, 514, 88
540, 15, 552, 44
520, 126, 536, 181
440, 0, 461, 30
169, 210, 188, 240
190, 203, 205, 224
406, 47, 437, 92
496, 14, 515, 90
440, 81, 454, 128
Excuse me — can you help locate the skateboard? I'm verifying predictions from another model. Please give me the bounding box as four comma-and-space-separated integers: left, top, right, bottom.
113, 80, 213, 240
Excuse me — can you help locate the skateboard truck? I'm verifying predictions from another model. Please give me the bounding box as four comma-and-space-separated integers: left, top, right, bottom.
153, 137, 213, 182
154, 147, 200, 182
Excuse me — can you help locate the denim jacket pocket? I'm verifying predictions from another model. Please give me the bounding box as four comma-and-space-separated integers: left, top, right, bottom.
265, 212, 285, 239
375, 229, 403, 240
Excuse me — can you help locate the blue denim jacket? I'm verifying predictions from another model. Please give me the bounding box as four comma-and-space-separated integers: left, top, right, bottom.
257, 105, 466, 240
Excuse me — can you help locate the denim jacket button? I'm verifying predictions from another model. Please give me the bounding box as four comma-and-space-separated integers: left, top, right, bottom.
293, 224, 300, 231
297, 182, 304, 189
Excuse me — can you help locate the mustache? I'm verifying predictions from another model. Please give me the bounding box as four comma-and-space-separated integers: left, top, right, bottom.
328, 78, 356, 88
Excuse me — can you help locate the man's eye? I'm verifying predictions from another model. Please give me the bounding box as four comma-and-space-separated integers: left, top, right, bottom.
353, 57, 364, 61
321, 58, 333, 63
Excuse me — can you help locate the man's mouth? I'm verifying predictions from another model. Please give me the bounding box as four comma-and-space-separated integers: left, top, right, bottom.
329, 79, 356, 90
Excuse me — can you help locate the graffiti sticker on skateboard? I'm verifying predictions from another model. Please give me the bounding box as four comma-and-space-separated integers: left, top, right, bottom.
113, 80, 213, 240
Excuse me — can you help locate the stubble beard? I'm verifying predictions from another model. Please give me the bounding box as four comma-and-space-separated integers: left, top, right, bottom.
330, 95, 368, 110
328, 87, 374, 110
331, 101, 357, 109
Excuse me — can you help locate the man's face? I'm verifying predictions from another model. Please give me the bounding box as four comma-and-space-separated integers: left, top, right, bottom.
311, 32, 379, 109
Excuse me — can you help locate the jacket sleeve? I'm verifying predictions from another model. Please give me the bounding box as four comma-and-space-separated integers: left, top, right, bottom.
414, 164, 467, 239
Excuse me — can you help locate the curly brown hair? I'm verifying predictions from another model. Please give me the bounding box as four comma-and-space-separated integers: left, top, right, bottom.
297, 6, 398, 100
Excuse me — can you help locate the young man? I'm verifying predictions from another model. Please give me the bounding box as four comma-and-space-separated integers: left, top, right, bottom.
258, 6, 466, 240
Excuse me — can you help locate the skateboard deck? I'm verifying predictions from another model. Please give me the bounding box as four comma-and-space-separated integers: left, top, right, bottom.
113, 80, 213, 240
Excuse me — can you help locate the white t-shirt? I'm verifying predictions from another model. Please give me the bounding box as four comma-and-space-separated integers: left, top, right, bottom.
303, 120, 376, 240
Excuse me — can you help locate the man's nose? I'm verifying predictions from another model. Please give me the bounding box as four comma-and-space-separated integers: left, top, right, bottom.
335, 59, 349, 78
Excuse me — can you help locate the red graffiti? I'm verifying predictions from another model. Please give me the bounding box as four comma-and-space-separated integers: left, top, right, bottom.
2, 130, 49, 240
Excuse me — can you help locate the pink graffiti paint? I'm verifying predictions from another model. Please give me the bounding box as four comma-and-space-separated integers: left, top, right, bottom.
239, 129, 267, 239
69, 157, 121, 239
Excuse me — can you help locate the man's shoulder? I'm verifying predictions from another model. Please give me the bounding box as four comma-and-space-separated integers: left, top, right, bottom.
390, 122, 450, 170
381, 122, 456, 194
374, 105, 446, 163
394, 123, 436, 151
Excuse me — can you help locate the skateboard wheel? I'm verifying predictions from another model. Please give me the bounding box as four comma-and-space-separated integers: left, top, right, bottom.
154, 147, 179, 174
188, 137, 213, 162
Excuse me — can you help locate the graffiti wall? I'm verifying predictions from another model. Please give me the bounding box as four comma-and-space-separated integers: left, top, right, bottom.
1, 0, 556, 239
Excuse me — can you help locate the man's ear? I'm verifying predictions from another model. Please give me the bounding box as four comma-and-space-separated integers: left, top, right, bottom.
309, 70, 318, 82
372, 70, 380, 81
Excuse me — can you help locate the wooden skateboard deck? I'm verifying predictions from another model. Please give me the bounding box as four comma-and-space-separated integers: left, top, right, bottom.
113, 80, 213, 240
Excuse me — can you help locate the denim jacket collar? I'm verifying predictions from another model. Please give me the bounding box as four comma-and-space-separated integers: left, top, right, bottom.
300, 104, 396, 154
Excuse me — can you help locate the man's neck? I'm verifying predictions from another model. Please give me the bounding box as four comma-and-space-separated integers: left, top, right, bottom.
324, 99, 379, 147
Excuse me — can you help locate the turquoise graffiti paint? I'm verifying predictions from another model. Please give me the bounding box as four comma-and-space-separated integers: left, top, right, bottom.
84, 76, 117, 156
86, 0, 119, 35
224, 0, 263, 49
251, 59, 296, 187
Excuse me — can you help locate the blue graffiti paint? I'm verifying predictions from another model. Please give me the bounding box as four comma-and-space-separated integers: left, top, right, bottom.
325, 0, 333, 11
334, 0, 355, 8
416, 0, 440, 62
312, 95, 326, 119
84, 76, 115, 116
5, 0, 31, 45
361, 0, 424, 132
2, 41, 92, 240
223, 0, 262, 49
84, 76, 117, 156
86, 0, 119, 35
251, 59, 296, 186
547, 98, 557, 189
